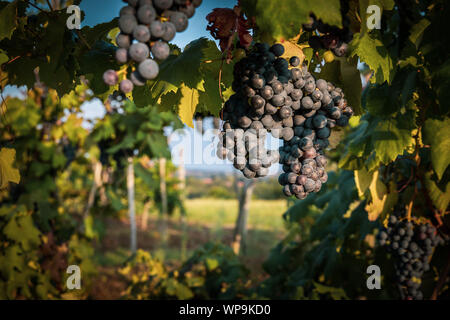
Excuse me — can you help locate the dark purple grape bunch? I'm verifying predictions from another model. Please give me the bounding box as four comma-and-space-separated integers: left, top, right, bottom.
377, 213, 445, 300
217, 42, 353, 199
303, 14, 353, 57
102, 0, 202, 94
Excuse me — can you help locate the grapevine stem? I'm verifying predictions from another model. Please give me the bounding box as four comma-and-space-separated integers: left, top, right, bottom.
397, 165, 415, 193
218, 58, 224, 101
431, 251, 450, 300
26, 1, 50, 15
76, 30, 92, 50
46, 0, 53, 11
7, 56, 21, 65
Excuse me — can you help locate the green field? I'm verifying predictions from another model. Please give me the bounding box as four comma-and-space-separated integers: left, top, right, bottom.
97, 198, 289, 270
184, 198, 288, 232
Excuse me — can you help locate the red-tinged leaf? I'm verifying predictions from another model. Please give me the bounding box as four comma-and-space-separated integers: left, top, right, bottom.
237, 15, 252, 49
206, 6, 253, 55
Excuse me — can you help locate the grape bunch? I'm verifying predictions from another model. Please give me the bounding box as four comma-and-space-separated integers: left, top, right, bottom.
216, 42, 353, 199
102, 0, 202, 93
303, 14, 353, 57
377, 213, 445, 300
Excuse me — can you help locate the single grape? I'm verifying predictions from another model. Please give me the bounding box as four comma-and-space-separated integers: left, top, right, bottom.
115, 48, 128, 64
150, 20, 165, 38
151, 41, 170, 60
271, 94, 285, 107
192, 0, 202, 7
179, 3, 195, 18
130, 71, 146, 86
312, 114, 327, 129
119, 79, 134, 93
138, 58, 159, 80
120, 5, 135, 16
116, 33, 131, 48
129, 42, 150, 62
118, 14, 137, 34
133, 25, 151, 43
169, 11, 188, 32
162, 22, 176, 41
137, 5, 156, 24
260, 85, 274, 100
153, 0, 173, 10
103, 70, 118, 86
250, 95, 265, 109
301, 96, 314, 109
270, 44, 285, 57
289, 56, 300, 67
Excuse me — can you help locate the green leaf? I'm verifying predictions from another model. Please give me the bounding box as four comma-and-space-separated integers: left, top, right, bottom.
423, 118, 450, 181
79, 41, 118, 95
4, 213, 41, 251
158, 38, 210, 90
0, 0, 18, 41
0, 49, 8, 65
409, 19, 431, 49
0, 148, 20, 189
354, 166, 372, 197
338, 56, 363, 115
350, 31, 393, 84
242, 0, 341, 40
431, 61, 450, 117
424, 172, 449, 213
313, 282, 348, 300
340, 111, 416, 171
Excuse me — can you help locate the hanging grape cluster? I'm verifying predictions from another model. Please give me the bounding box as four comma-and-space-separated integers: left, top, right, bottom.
377, 212, 445, 300
102, 0, 202, 94
217, 42, 353, 199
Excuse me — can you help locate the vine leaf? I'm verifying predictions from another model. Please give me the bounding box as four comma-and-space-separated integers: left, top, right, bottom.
241, 0, 341, 40
4, 213, 41, 251
0, 147, 20, 189
0, 0, 18, 41
280, 41, 305, 65
340, 110, 416, 171
206, 6, 252, 59
423, 118, 450, 181
354, 166, 372, 197
408, 19, 431, 49
364, 171, 397, 221
424, 172, 449, 213
177, 85, 199, 128
350, 31, 393, 84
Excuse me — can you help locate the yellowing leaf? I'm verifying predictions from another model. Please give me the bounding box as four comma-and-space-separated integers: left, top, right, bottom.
0, 148, 20, 189
365, 171, 397, 221
280, 41, 305, 65
177, 85, 199, 128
